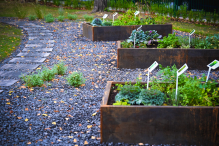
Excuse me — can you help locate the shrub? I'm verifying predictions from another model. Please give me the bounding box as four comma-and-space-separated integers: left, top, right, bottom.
102, 21, 112, 26
45, 13, 55, 23
91, 18, 102, 26
53, 0, 60, 6
66, 72, 86, 87
28, 15, 37, 21
21, 72, 44, 87
53, 61, 67, 75
41, 67, 55, 81
57, 15, 64, 22
34, 4, 43, 19
13, 3, 27, 19
83, 14, 94, 21
68, 14, 77, 20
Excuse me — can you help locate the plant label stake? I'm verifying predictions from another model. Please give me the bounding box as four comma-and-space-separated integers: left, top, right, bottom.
137, 25, 142, 31
206, 60, 219, 82
147, 61, 158, 89
134, 11, 140, 18
176, 64, 188, 101
189, 29, 195, 47
103, 14, 108, 21
113, 12, 118, 22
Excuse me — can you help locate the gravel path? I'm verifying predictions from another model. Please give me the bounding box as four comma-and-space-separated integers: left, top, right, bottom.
0, 17, 218, 146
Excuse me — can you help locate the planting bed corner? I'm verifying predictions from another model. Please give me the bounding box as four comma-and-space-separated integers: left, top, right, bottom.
101, 81, 219, 145
117, 41, 219, 70
83, 23, 172, 41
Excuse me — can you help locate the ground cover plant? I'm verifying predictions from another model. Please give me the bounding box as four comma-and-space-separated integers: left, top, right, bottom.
44, 13, 55, 23
28, 14, 37, 21
0, 23, 22, 62
113, 65, 219, 106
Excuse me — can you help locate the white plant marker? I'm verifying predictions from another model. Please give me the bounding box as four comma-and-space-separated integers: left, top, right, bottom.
103, 14, 108, 21
206, 60, 219, 82
137, 25, 142, 31
189, 29, 195, 47
113, 12, 118, 22
176, 64, 188, 101
134, 11, 140, 18
147, 61, 158, 89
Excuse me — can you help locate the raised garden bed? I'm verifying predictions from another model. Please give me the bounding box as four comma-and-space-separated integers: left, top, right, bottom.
83, 23, 172, 41
117, 41, 219, 70
101, 81, 219, 145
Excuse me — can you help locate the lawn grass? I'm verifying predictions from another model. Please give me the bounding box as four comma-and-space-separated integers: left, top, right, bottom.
0, 23, 22, 62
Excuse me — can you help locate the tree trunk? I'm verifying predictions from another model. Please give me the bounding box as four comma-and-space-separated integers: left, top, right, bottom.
92, 0, 107, 13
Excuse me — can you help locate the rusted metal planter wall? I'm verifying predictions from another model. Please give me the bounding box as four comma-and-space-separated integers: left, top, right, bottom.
117, 41, 219, 70
82, 23, 172, 41
101, 81, 219, 145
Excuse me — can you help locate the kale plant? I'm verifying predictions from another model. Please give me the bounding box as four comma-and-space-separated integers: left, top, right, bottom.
144, 30, 161, 45
127, 30, 146, 44
91, 18, 102, 26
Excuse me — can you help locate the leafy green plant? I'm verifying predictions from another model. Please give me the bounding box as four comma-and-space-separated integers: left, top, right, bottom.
58, 7, 64, 16
178, 36, 189, 46
188, 11, 193, 22
113, 99, 130, 106
57, 15, 64, 22
28, 15, 37, 21
157, 32, 180, 48
64, 0, 71, 6
91, 18, 102, 26
121, 41, 133, 48
205, 34, 219, 49
213, 9, 219, 24
53, 61, 67, 75
176, 10, 180, 20
206, 12, 212, 24
127, 30, 146, 45
144, 30, 161, 45
66, 72, 86, 87
83, 14, 94, 21
181, 4, 187, 20
168, 8, 174, 18
34, 4, 43, 19
68, 14, 77, 20
44, 13, 55, 23
21, 72, 44, 87
102, 21, 112, 26
41, 67, 55, 81
193, 12, 198, 23
53, 0, 60, 6
198, 10, 204, 23
72, 0, 79, 9
13, 3, 27, 19
84, 0, 93, 10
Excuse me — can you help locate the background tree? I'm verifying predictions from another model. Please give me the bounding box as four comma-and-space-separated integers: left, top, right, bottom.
92, 0, 107, 13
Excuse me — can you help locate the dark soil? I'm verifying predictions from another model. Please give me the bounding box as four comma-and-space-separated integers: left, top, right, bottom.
108, 85, 117, 105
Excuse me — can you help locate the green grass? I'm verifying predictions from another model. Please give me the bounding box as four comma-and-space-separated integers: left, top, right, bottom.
0, 23, 22, 62
171, 21, 219, 36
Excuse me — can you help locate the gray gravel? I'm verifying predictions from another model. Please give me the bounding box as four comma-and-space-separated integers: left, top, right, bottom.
0, 17, 218, 146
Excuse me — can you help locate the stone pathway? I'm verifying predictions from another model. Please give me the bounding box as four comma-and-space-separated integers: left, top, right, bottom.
0, 20, 54, 90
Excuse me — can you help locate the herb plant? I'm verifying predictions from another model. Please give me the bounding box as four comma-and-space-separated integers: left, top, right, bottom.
34, 4, 43, 19
41, 67, 55, 81
83, 14, 94, 21
66, 72, 86, 87
28, 15, 37, 21
57, 15, 64, 22
21, 72, 44, 87
53, 61, 67, 75
68, 14, 77, 20
157, 32, 180, 48
45, 13, 55, 23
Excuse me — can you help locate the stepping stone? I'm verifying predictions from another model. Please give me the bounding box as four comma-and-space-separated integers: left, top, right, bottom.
22, 48, 53, 52
0, 90, 3, 93
17, 52, 50, 57
9, 58, 46, 63
27, 40, 55, 44
0, 64, 40, 70
0, 79, 18, 86
24, 28, 46, 31
0, 71, 27, 78
25, 44, 42, 47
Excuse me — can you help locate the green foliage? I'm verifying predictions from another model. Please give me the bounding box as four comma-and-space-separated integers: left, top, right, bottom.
140, 17, 155, 25
34, 4, 43, 19
57, 15, 64, 22
41, 67, 55, 81
84, 0, 93, 10
113, 99, 130, 106
213, 9, 219, 24
128, 30, 146, 44
91, 18, 102, 26
206, 12, 212, 24
193, 13, 198, 23
58, 7, 64, 16
72, 0, 79, 9
157, 32, 180, 48
21, 72, 44, 87
64, 0, 71, 6
144, 30, 161, 44
181, 4, 187, 20
53, 0, 60, 6
13, 3, 27, 19
83, 14, 94, 21
28, 15, 37, 21
45, 13, 55, 23
205, 34, 219, 49
53, 61, 67, 75
198, 10, 205, 23
66, 72, 86, 87
168, 8, 174, 18
68, 14, 77, 20
178, 36, 189, 46
137, 89, 165, 105
176, 11, 180, 20
121, 41, 133, 48
102, 21, 112, 26
188, 11, 193, 22
154, 14, 169, 24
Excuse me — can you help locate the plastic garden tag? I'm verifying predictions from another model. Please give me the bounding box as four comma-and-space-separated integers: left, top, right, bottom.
147, 61, 158, 89
113, 12, 118, 22
206, 60, 219, 82
103, 14, 108, 19
189, 29, 195, 46
137, 25, 142, 31
176, 64, 188, 100
134, 11, 140, 17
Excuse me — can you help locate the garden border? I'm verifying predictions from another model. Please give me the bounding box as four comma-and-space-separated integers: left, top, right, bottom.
100, 81, 219, 145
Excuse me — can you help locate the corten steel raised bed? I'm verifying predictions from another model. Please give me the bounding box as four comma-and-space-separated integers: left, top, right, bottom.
101, 81, 219, 145
117, 41, 219, 70
83, 23, 172, 41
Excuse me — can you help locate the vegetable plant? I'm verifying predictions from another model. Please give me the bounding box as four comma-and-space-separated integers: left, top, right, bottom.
91, 18, 102, 26
157, 32, 180, 48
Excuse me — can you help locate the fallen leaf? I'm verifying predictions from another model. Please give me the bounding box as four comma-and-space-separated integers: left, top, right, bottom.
20, 86, 26, 89
17, 117, 22, 119
139, 143, 144, 145
68, 136, 73, 138
61, 101, 64, 103
25, 118, 28, 122
92, 112, 97, 116
25, 108, 28, 111
74, 139, 77, 142
6, 102, 10, 105
91, 136, 95, 139
59, 127, 62, 130
52, 122, 56, 125
27, 142, 31, 144
54, 101, 57, 103
79, 124, 82, 126
87, 125, 92, 128
84, 141, 88, 145
42, 114, 48, 116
